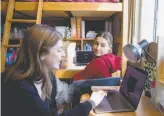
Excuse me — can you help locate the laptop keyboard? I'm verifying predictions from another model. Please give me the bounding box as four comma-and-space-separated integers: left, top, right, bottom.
107, 91, 133, 110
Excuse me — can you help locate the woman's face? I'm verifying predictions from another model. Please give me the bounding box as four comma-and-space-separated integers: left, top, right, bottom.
93, 37, 111, 57
42, 40, 65, 70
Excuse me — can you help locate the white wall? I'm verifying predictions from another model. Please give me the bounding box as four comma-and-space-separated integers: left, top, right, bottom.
155, 0, 164, 108
157, 0, 164, 36
140, 0, 156, 43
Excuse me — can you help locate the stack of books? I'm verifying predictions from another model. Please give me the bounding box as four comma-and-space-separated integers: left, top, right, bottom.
70, 17, 85, 39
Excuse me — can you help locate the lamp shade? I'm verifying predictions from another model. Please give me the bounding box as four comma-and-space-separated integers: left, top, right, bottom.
123, 39, 148, 63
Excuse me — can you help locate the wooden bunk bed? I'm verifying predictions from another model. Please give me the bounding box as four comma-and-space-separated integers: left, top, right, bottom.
1, 0, 128, 78
1, 2, 122, 18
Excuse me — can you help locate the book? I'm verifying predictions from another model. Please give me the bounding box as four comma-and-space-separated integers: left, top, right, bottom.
70, 17, 77, 38
81, 20, 85, 38
76, 17, 82, 38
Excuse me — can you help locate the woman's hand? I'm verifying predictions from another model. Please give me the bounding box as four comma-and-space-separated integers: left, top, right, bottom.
57, 104, 65, 114
89, 90, 107, 106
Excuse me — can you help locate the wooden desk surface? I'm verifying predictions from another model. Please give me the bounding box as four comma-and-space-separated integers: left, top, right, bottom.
53, 69, 82, 79
80, 94, 163, 116
53, 68, 121, 79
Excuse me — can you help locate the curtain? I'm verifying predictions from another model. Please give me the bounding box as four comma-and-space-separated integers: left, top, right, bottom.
128, 0, 136, 44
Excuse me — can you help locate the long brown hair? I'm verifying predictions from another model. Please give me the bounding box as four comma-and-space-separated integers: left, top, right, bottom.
95, 32, 113, 48
4, 24, 62, 99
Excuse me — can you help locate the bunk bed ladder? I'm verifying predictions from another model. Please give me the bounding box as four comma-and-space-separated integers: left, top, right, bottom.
1, 0, 43, 72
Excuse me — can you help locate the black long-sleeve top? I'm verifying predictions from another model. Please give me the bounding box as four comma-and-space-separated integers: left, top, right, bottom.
2, 75, 94, 116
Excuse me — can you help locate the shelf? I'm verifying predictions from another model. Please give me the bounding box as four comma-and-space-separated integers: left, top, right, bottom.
3, 44, 21, 48
63, 38, 95, 41
1, 2, 122, 18
83, 38, 95, 40
63, 38, 82, 41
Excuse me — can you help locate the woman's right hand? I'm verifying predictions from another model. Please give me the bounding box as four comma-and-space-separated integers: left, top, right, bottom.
89, 90, 107, 106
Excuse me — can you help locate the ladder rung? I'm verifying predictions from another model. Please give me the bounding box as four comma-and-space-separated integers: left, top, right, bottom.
9, 19, 36, 23
3, 44, 21, 48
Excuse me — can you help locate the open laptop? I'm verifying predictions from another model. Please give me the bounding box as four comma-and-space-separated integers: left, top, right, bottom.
94, 64, 148, 113
76, 51, 94, 66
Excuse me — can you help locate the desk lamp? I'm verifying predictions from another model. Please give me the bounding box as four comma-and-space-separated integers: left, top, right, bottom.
123, 39, 156, 63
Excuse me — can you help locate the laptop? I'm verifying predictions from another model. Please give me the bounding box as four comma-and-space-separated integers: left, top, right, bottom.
94, 64, 148, 113
76, 51, 94, 65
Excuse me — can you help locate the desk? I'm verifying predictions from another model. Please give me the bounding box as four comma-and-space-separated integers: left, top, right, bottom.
53, 66, 121, 79
80, 94, 163, 116
53, 69, 82, 79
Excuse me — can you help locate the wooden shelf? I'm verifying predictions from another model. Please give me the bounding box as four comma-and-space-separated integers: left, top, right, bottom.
83, 38, 95, 40
63, 38, 82, 41
3, 44, 21, 48
1, 2, 122, 18
63, 38, 95, 41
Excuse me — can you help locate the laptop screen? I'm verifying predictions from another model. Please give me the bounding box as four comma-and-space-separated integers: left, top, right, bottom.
76, 51, 94, 65
120, 64, 148, 109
